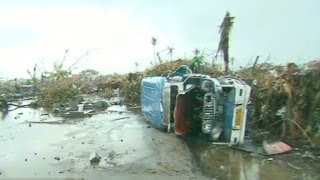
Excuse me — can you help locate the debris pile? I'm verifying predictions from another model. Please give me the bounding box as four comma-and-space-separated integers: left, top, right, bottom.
237, 60, 320, 146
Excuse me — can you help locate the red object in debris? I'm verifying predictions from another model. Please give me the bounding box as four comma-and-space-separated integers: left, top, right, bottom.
263, 141, 292, 155
174, 94, 191, 134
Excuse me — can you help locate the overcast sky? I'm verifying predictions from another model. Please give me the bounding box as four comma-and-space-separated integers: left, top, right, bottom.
0, 0, 319, 78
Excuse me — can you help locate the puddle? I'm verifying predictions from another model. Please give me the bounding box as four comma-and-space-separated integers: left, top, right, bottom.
0, 106, 319, 179
184, 136, 319, 180
0, 107, 203, 179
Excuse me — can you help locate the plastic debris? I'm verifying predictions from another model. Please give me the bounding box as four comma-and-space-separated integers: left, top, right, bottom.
263, 141, 292, 155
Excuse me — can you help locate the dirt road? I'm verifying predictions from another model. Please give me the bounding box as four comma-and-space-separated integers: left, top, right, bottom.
0, 106, 319, 179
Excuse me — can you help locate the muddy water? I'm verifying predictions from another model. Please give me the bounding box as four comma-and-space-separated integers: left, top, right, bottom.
0, 107, 319, 179
184, 137, 320, 180
0, 107, 206, 179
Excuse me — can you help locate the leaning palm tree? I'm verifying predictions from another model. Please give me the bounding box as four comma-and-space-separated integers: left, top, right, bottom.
216, 11, 235, 73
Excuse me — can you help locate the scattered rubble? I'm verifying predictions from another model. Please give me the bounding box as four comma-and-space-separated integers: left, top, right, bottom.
26, 120, 65, 124
89, 151, 101, 163
92, 100, 108, 109
63, 111, 86, 118
267, 158, 274, 161
109, 97, 124, 106
68, 96, 84, 110
51, 95, 113, 119
82, 102, 94, 110
302, 151, 316, 160
110, 117, 130, 122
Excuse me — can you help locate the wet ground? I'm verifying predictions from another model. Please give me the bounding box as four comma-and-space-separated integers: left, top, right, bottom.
0, 106, 320, 179
184, 137, 320, 180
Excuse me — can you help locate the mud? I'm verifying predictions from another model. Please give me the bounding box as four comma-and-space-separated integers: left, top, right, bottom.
0, 106, 319, 179
0, 107, 205, 179
183, 136, 320, 180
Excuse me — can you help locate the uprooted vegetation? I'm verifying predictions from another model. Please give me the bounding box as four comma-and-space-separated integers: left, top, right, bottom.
39, 78, 81, 108
122, 58, 320, 147
236, 60, 320, 146
1, 58, 320, 146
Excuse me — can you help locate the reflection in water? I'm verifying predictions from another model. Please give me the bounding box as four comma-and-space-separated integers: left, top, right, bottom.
184, 136, 313, 180
197, 146, 262, 180
227, 150, 260, 180
0, 111, 8, 120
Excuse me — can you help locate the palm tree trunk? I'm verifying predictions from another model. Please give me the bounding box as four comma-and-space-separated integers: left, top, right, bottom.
153, 46, 156, 64
223, 38, 229, 73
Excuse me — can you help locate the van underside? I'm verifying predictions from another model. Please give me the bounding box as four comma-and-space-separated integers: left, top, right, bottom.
174, 86, 205, 135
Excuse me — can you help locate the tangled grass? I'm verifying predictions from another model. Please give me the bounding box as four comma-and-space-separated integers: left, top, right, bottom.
39, 78, 80, 108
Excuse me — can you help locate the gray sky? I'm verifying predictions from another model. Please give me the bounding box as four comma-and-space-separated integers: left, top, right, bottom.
0, 0, 319, 78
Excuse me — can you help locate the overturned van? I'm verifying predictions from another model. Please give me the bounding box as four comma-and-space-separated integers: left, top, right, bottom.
141, 66, 251, 145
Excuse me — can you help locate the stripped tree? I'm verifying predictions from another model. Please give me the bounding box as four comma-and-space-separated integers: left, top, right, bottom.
168, 47, 174, 61
216, 11, 235, 73
151, 37, 157, 64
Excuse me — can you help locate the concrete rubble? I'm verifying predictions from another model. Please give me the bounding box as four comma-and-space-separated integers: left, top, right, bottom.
68, 96, 84, 110
92, 100, 108, 109
52, 95, 114, 118
63, 111, 86, 118
89, 151, 101, 163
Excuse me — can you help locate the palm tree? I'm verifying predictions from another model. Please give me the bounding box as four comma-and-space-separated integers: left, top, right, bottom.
217, 11, 235, 73
193, 49, 200, 56
151, 37, 157, 63
168, 47, 174, 61
156, 51, 162, 64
